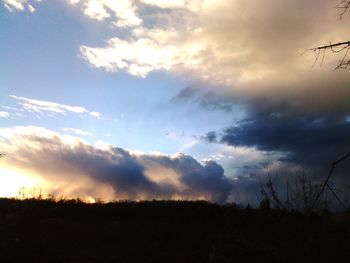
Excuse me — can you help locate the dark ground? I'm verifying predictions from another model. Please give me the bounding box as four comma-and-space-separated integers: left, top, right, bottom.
0, 198, 349, 263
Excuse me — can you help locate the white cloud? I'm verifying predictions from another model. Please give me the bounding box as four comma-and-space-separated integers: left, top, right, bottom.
62, 128, 92, 136
83, 0, 109, 21
9, 95, 103, 119
68, 0, 142, 27
140, 0, 187, 9
3, 0, 142, 27
0, 111, 9, 118
27, 3, 35, 12
68, 0, 80, 4
80, 35, 205, 77
89, 111, 102, 119
1, 105, 25, 119
10, 95, 87, 114
3, 0, 25, 11
140, 0, 221, 12
2, 0, 40, 12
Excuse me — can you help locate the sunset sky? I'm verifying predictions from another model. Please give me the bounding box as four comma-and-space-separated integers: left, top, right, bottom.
1, 0, 349, 203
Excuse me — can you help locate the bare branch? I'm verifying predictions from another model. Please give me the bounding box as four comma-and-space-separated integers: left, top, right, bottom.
305, 41, 350, 69
304, 1, 350, 69
336, 0, 350, 19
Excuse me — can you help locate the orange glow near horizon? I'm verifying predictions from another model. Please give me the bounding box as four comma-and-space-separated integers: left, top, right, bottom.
0, 166, 42, 198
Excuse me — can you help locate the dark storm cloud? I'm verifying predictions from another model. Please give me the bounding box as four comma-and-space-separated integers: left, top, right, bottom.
57, 146, 162, 198
223, 116, 349, 156
207, 113, 350, 177
0, 127, 234, 203
137, 153, 234, 203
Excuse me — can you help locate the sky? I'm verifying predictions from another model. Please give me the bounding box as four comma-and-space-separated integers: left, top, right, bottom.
0, 0, 349, 204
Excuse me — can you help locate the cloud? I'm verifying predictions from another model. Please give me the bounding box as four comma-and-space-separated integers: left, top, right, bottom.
68, 0, 142, 27
80, 35, 204, 77
0, 111, 9, 118
157, 0, 350, 181
27, 4, 35, 12
5, 0, 348, 123
206, 113, 350, 179
140, 0, 187, 9
75, 0, 350, 129
172, 86, 236, 112
0, 126, 235, 203
82, 0, 110, 21
10, 95, 87, 114
76, 0, 348, 81
89, 111, 102, 119
4, 0, 349, 93
3, 0, 26, 12
10, 95, 103, 119
62, 128, 92, 136
6, 0, 348, 104
69, 1, 349, 184
205, 131, 217, 143
73, 0, 209, 76
3, 0, 350, 204
2, 0, 40, 12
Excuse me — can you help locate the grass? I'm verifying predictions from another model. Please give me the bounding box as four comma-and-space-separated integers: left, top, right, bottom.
0, 198, 350, 262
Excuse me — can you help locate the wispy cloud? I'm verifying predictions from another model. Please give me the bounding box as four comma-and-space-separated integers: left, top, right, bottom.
2, 0, 38, 13
10, 95, 103, 119
10, 95, 87, 114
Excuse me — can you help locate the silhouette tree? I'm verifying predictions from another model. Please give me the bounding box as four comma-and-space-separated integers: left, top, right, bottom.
307, 0, 350, 69
304, 1, 350, 212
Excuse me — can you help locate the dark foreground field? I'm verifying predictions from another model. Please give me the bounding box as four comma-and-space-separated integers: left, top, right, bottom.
0, 199, 349, 263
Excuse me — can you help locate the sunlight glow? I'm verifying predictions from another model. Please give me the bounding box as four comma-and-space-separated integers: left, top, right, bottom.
0, 167, 40, 198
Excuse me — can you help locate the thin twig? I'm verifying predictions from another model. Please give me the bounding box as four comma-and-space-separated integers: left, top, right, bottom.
311, 152, 350, 212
